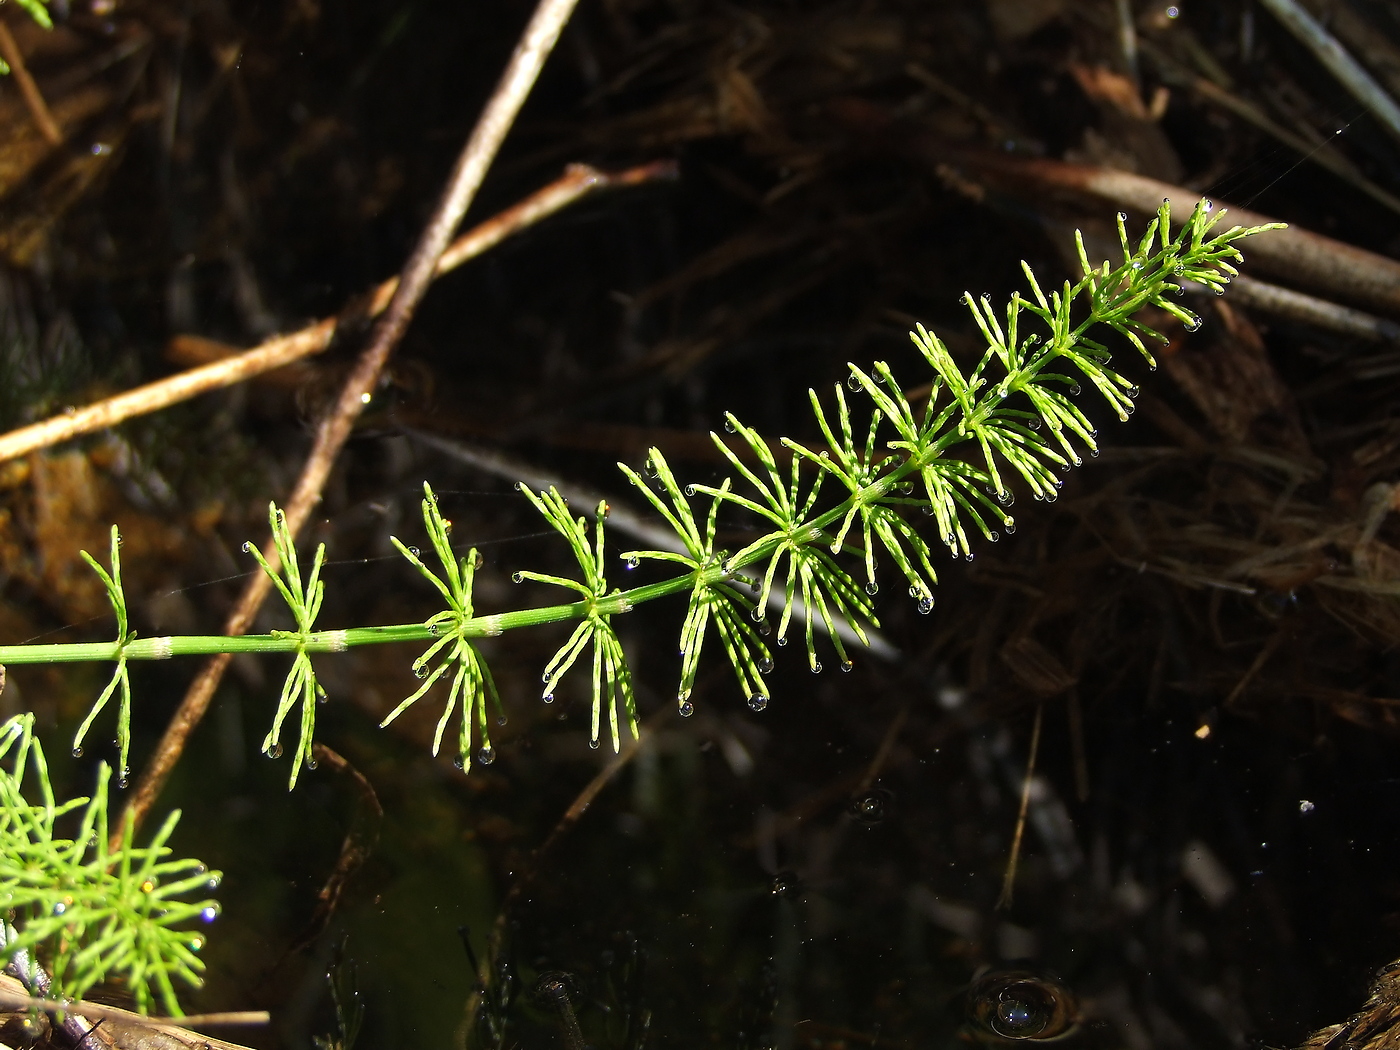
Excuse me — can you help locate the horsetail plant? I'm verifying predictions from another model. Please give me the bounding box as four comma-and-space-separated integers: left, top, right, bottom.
0, 201, 1278, 796
0, 713, 220, 1015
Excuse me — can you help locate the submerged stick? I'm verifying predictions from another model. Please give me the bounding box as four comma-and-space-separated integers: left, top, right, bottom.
0, 21, 62, 145
117, 0, 586, 844
0, 160, 674, 465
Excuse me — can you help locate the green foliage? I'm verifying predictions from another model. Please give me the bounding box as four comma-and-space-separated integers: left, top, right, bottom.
382, 484, 503, 772
72, 525, 135, 784
0, 200, 1279, 784
248, 503, 331, 789
0, 714, 219, 1015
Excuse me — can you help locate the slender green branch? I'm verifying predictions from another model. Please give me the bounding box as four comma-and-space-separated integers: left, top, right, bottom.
0, 201, 1277, 783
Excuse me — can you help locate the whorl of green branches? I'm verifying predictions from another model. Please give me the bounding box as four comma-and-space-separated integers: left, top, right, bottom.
0, 200, 1278, 789
0, 714, 220, 1015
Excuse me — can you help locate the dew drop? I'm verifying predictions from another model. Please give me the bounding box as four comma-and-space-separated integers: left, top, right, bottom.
918, 597, 935, 615
685, 485, 697, 496
840, 659, 853, 672
306, 756, 318, 771
497, 714, 508, 726
678, 700, 695, 717
865, 580, 879, 596
644, 459, 659, 479
71, 746, 83, 758
1028, 418, 1041, 431
1130, 259, 1143, 271
452, 755, 465, 770
542, 670, 553, 684
758, 656, 775, 674
626, 555, 641, 569
748, 695, 769, 712
478, 745, 496, 766
1044, 491, 1058, 503
771, 870, 800, 897
413, 664, 429, 680
1069, 382, 1082, 396
426, 623, 440, 636
964, 551, 975, 562
409, 546, 420, 557
118, 768, 130, 789
241, 541, 253, 553
1124, 402, 1136, 415
512, 572, 524, 583
1116, 211, 1127, 223
53, 902, 66, 916
988, 531, 1000, 542
206, 873, 222, 889
758, 620, 772, 636
267, 743, 284, 759
751, 607, 765, 623
1005, 521, 1016, 535
776, 635, 789, 647
811, 661, 823, 674
997, 490, 1013, 506
589, 738, 600, 750
543, 692, 554, 703
200, 904, 221, 923
846, 373, 862, 390
1090, 448, 1100, 458
724, 417, 737, 433
514, 481, 526, 491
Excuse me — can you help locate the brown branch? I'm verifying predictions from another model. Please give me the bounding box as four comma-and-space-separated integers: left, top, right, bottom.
996, 700, 1044, 911
116, 0, 585, 845
0, 159, 675, 465
0, 20, 62, 146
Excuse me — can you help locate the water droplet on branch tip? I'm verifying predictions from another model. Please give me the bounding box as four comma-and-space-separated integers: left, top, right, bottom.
748, 695, 768, 712
478, 746, 496, 766
865, 580, 879, 595
811, 661, 823, 673
512, 572, 524, 583
543, 692, 554, 703
71, 746, 83, 758
267, 744, 283, 759
678, 700, 695, 717
758, 657, 774, 674
589, 738, 600, 750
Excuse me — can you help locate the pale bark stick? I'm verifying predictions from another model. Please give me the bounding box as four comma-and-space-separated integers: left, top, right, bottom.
0, 160, 674, 465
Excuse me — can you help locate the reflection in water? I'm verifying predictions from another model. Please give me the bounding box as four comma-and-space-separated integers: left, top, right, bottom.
966, 969, 1080, 1043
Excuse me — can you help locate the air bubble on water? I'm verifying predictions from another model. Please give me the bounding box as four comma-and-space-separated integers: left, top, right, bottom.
748, 695, 769, 712
865, 580, 879, 595
758, 656, 774, 674
678, 700, 695, 717
72, 746, 83, 758
478, 746, 496, 766
918, 597, 935, 615
846, 374, 862, 391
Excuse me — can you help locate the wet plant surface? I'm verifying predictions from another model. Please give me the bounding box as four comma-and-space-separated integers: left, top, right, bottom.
4, 0, 1400, 1048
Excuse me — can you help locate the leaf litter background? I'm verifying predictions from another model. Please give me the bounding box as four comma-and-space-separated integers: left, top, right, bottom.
2, 0, 1400, 1047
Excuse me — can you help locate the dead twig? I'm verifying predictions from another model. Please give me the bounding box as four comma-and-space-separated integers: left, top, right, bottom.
997, 701, 1044, 911
117, 0, 585, 844
928, 145, 1400, 317
0, 20, 62, 146
0, 160, 675, 465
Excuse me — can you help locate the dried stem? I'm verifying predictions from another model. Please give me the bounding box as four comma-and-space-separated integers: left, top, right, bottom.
116, 0, 585, 844
997, 701, 1044, 911
0, 20, 62, 146
0, 160, 674, 465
